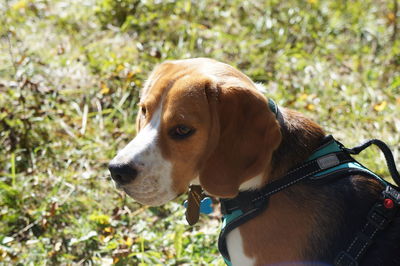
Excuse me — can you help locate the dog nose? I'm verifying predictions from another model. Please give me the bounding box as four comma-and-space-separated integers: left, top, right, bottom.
108, 162, 138, 185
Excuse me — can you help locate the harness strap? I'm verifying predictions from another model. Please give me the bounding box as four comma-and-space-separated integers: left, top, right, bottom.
219, 134, 400, 264
218, 168, 382, 263
218, 136, 376, 262
345, 139, 400, 186
221, 149, 354, 215
331, 140, 400, 266
335, 187, 400, 266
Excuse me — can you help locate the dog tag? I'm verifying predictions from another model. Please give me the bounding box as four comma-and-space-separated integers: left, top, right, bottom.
185, 185, 205, 226
199, 197, 213, 215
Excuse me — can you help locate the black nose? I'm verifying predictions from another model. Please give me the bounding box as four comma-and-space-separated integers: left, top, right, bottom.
108, 162, 138, 185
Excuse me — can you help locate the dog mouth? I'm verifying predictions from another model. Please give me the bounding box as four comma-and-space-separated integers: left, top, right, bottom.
123, 187, 176, 206
115, 178, 176, 206
112, 175, 190, 206
113, 174, 158, 191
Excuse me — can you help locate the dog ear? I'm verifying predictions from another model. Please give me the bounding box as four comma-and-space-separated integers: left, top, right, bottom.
199, 85, 282, 198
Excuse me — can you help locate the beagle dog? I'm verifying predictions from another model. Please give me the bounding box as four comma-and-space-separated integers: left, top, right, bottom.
109, 58, 400, 265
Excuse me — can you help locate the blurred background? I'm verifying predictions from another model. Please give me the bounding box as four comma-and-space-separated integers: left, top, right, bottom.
0, 0, 399, 264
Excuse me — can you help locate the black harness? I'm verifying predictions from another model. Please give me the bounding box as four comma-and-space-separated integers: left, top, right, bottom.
218, 101, 400, 266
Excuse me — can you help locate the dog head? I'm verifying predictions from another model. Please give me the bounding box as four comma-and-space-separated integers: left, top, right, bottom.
109, 58, 281, 205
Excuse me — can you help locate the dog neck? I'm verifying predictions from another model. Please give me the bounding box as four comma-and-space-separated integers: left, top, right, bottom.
270, 108, 326, 181
239, 107, 326, 191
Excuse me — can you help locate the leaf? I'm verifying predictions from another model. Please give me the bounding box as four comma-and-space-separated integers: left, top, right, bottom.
89, 213, 111, 225
173, 224, 184, 259
70, 231, 97, 245
2, 236, 14, 244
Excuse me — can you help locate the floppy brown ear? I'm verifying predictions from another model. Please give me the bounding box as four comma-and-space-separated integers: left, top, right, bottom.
199, 85, 282, 198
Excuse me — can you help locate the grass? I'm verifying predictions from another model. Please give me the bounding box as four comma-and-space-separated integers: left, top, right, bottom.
0, 0, 399, 264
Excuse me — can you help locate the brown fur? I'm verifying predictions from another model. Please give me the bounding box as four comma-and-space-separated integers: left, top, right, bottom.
199, 85, 281, 197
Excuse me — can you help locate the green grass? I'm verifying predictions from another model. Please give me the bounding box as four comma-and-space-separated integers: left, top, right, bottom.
0, 0, 399, 264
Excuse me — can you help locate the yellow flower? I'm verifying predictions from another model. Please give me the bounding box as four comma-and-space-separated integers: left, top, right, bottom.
373, 101, 387, 112
299, 93, 308, 101
124, 237, 133, 246
100, 82, 110, 95
116, 64, 125, 72
126, 71, 135, 79
306, 103, 315, 111
12, 0, 27, 10
387, 12, 396, 24
104, 227, 114, 234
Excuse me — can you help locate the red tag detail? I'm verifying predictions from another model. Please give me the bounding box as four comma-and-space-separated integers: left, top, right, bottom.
384, 198, 394, 209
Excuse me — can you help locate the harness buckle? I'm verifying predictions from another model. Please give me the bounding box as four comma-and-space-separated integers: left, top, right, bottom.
383, 186, 400, 205
317, 153, 340, 169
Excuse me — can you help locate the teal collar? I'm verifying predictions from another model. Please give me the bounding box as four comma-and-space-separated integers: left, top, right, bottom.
268, 98, 279, 115
268, 98, 284, 127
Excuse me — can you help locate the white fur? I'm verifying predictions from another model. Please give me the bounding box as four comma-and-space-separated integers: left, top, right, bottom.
190, 176, 200, 186
221, 174, 263, 266
110, 105, 175, 206
239, 174, 264, 191
226, 228, 255, 266
255, 83, 267, 93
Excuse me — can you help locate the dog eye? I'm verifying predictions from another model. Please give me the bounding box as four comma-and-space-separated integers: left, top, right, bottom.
141, 106, 146, 116
176, 126, 191, 135
169, 125, 195, 140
